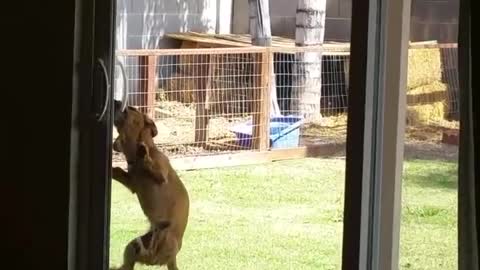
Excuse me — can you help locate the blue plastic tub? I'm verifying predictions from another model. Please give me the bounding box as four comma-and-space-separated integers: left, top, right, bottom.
230, 115, 303, 149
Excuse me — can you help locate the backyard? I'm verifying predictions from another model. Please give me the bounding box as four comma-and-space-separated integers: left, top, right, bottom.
109, 157, 457, 270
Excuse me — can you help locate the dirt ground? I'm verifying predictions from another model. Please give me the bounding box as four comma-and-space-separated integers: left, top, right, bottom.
300, 115, 459, 161
112, 102, 458, 163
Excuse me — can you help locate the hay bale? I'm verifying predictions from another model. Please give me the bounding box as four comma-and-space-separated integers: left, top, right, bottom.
406, 81, 447, 125
162, 72, 197, 104
406, 81, 448, 104
407, 101, 445, 125
407, 47, 442, 89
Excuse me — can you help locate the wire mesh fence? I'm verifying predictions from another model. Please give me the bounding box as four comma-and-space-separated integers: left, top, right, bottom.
114, 43, 459, 159
441, 45, 460, 120
116, 48, 270, 157
270, 46, 350, 146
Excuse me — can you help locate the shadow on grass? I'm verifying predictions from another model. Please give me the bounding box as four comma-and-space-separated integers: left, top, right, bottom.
403, 160, 458, 190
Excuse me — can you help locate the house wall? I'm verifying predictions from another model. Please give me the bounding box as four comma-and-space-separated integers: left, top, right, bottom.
232, 0, 352, 42
410, 0, 459, 43
113, 0, 458, 101
232, 0, 459, 43
115, 0, 458, 51
114, 0, 233, 100
116, 0, 232, 50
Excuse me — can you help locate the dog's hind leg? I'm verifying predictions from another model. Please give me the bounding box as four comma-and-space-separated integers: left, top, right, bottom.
167, 257, 179, 270
111, 237, 146, 270
164, 236, 180, 270
111, 228, 158, 270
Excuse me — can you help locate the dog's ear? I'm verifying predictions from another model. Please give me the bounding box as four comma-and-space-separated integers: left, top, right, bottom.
144, 116, 158, 137
136, 142, 149, 159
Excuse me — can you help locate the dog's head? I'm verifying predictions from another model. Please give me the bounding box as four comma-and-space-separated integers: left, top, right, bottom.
113, 100, 158, 162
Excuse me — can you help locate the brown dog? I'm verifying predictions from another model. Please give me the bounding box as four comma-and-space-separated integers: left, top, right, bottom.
111, 101, 189, 270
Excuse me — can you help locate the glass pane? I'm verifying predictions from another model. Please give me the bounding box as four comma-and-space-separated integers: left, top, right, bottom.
400, 2, 460, 269
109, 1, 352, 269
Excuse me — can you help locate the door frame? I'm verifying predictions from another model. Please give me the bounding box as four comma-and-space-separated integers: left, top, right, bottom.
342, 0, 411, 269
69, 0, 116, 268
66, 0, 412, 269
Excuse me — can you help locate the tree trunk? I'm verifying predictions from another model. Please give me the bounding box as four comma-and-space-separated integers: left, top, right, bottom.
292, 0, 326, 121
248, 0, 281, 116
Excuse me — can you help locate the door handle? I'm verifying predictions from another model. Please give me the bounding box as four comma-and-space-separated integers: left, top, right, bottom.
116, 57, 128, 112
95, 58, 111, 122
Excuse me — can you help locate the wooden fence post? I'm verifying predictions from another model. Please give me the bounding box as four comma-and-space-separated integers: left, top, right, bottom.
194, 55, 214, 146
249, 0, 280, 116
252, 50, 271, 150
137, 55, 157, 118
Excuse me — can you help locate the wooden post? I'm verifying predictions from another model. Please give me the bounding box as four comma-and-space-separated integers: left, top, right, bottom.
248, 0, 271, 46
252, 51, 271, 150
292, 0, 326, 121
249, 0, 280, 116
204, 55, 217, 110
194, 100, 209, 146
194, 55, 213, 146
137, 55, 157, 118
344, 57, 350, 95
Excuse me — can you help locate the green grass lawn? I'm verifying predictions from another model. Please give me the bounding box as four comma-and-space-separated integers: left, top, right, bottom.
109, 158, 457, 270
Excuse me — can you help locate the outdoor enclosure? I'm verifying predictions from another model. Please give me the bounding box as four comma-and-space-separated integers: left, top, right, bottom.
113, 34, 459, 169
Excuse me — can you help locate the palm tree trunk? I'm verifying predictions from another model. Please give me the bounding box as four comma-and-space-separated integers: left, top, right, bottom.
292, 0, 326, 121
